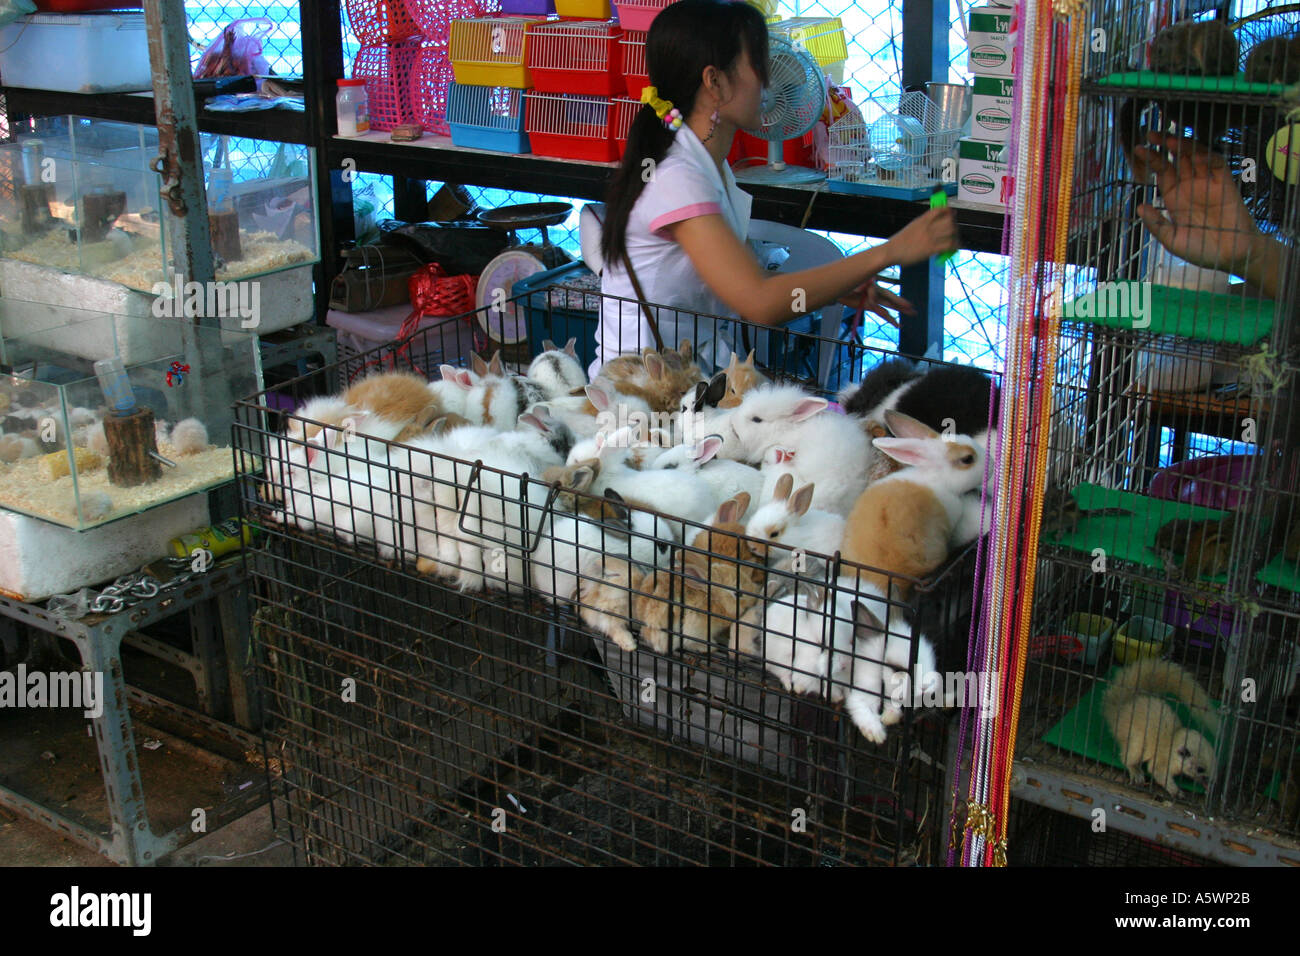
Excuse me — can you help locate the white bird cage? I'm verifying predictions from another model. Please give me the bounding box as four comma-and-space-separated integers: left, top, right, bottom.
621, 30, 648, 97
612, 95, 640, 152
526, 20, 623, 91
827, 90, 964, 199
446, 83, 530, 153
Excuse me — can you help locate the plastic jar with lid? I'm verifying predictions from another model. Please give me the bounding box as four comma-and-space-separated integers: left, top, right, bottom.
337, 79, 371, 137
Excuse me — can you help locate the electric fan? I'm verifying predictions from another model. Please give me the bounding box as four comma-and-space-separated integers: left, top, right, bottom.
732, 34, 828, 185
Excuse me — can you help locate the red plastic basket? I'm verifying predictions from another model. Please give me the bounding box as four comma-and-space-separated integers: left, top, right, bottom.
352, 40, 423, 131
526, 20, 624, 96
612, 95, 639, 157
621, 30, 648, 98
413, 40, 457, 135
407, 0, 502, 45
345, 0, 422, 45
613, 0, 671, 31
524, 92, 618, 161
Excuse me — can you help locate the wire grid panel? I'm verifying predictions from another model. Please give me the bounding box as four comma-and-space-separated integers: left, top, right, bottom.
1016, 0, 1300, 845
412, 40, 458, 135
447, 83, 528, 131
344, 0, 423, 45
524, 93, 617, 161
235, 303, 987, 865
525, 20, 625, 96
611, 96, 639, 153
620, 29, 648, 98
827, 90, 962, 190
352, 39, 424, 131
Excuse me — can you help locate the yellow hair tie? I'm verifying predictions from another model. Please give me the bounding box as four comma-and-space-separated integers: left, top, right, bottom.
640, 85, 683, 131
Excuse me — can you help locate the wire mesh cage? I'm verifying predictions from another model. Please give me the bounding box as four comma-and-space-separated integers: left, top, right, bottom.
620, 29, 648, 99
770, 16, 848, 84
344, 0, 423, 45
447, 83, 531, 153
611, 95, 639, 157
828, 90, 965, 198
352, 39, 424, 131
1017, 0, 1300, 851
524, 92, 618, 162
448, 15, 544, 88
525, 20, 625, 97
235, 287, 998, 865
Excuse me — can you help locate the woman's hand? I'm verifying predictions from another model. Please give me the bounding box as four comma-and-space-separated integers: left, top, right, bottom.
837, 279, 916, 328
882, 206, 959, 268
1132, 133, 1262, 277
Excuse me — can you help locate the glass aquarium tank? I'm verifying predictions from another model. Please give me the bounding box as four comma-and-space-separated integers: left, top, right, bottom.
0, 304, 262, 530
0, 117, 318, 334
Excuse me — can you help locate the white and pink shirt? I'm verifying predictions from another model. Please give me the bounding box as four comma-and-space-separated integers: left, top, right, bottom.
592, 123, 753, 378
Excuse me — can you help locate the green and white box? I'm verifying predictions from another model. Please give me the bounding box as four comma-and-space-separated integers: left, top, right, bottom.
971, 74, 1015, 142
967, 6, 1014, 77
957, 138, 1011, 206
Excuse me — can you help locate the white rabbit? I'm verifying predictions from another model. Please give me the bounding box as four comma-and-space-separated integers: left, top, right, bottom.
745, 474, 846, 565
842, 409, 989, 598
650, 434, 765, 515
583, 430, 718, 538
527, 338, 589, 399
727, 384, 871, 515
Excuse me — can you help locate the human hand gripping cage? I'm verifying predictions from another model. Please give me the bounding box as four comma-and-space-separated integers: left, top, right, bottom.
234, 297, 995, 864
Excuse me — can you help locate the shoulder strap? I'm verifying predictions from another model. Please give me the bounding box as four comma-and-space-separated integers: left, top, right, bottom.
622, 256, 665, 352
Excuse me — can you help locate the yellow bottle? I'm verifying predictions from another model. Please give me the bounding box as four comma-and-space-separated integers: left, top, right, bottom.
168, 518, 254, 560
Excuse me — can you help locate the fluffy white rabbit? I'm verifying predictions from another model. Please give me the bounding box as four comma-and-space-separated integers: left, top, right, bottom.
745, 474, 846, 565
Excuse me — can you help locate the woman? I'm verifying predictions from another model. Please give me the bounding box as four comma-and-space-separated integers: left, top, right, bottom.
594, 0, 959, 376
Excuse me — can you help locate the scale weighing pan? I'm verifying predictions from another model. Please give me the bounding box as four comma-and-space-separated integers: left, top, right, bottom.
477, 202, 573, 240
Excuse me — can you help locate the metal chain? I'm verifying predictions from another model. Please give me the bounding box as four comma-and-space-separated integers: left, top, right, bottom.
85, 557, 205, 616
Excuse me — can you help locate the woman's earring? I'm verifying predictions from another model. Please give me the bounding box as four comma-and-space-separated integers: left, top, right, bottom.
702, 107, 720, 143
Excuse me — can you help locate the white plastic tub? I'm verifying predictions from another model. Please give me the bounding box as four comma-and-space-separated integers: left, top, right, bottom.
0, 13, 152, 93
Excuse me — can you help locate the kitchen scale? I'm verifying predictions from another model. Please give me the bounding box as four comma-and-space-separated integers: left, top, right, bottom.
475, 202, 574, 352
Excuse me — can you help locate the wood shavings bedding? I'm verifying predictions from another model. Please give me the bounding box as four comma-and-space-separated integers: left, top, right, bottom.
0, 442, 233, 527
4, 230, 314, 291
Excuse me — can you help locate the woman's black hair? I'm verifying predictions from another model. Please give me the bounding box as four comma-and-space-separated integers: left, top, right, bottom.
600, 0, 769, 276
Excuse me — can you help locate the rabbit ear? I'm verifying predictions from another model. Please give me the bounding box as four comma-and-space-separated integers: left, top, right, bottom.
644, 352, 666, 381
715, 497, 740, 525
679, 550, 710, 584
471, 353, 489, 378
773, 472, 793, 501
730, 491, 751, 518
517, 412, 544, 433
852, 599, 887, 639
542, 339, 558, 353
585, 383, 611, 411
726, 352, 740, 372
693, 434, 723, 464
602, 487, 630, 526
439, 363, 460, 382
488, 352, 504, 377
678, 339, 693, 362
567, 463, 598, 493
789, 397, 829, 422
874, 437, 944, 468
564, 337, 578, 358
885, 409, 939, 440
743, 350, 757, 369
703, 371, 728, 408
454, 370, 475, 391
788, 482, 815, 517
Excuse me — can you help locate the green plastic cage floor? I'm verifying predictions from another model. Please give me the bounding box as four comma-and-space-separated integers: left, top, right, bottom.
1062, 283, 1276, 345
1040, 666, 1224, 794
1096, 70, 1292, 96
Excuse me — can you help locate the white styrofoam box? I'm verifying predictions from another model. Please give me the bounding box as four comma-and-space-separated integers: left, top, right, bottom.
0, 14, 152, 93
957, 138, 1012, 206
0, 494, 209, 602
967, 6, 1015, 77
970, 74, 1014, 143
0, 259, 313, 363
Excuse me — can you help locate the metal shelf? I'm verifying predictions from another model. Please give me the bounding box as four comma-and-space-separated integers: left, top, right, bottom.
323, 132, 1009, 254
1, 86, 310, 145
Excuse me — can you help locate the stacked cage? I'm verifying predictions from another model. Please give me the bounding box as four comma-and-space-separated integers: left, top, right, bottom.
346, 0, 425, 131
410, 1, 504, 135
1017, 2, 1300, 862
234, 293, 997, 865
524, 20, 625, 161
447, 15, 546, 153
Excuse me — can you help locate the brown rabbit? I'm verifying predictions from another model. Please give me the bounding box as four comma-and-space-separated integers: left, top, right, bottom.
716, 350, 769, 409
343, 371, 444, 441
579, 493, 763, 654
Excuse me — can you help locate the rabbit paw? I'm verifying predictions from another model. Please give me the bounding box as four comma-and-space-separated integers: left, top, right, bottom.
610, 627, 638, 653
881, 701, 904, 726
415, 556, 441, 577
